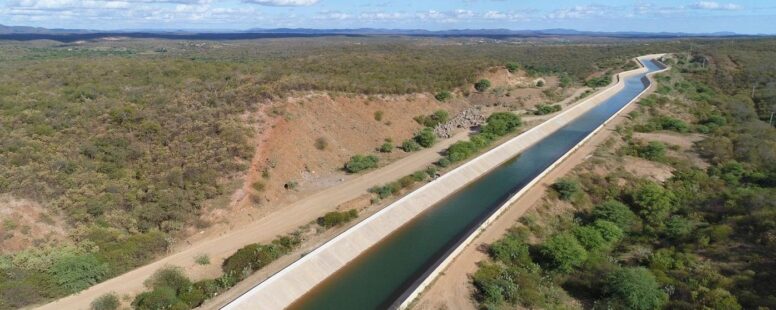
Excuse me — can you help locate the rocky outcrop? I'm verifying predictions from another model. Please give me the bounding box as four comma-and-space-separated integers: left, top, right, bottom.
434, 107, 486, 138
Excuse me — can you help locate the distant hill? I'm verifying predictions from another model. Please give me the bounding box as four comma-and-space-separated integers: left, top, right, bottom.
242, 27, 745, 38
0, 24, 758, 42
0, 24, 91, 34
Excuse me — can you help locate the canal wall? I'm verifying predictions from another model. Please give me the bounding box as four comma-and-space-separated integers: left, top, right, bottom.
221, 55, 666, 310
397, 54, 668, 309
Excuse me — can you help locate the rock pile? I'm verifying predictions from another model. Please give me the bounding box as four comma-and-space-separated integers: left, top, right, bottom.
434, 107, 486, 138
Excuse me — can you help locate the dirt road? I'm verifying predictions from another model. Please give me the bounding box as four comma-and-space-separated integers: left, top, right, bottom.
35, 85, 598, 310
36, 130, 472, 310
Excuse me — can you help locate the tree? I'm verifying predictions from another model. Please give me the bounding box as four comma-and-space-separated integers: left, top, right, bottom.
475, 79, 492, 92
604, 267, 668, 310
572, 225, 607, 251
49, 254, 109, 294
345, 155, 379, 173
633, 181, 676, 226
593, 220, 624, 243
540, 233, 588, 272
592, 200, 637, 230
414, 128, 437, 148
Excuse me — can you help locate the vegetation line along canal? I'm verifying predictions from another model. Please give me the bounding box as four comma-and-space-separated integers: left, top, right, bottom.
227, 57, 665, 310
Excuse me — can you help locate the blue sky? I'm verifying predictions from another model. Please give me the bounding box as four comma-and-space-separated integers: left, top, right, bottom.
0, 0, 773, 34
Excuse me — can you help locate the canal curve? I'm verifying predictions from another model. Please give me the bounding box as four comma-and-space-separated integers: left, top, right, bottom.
287, 57, 666, 310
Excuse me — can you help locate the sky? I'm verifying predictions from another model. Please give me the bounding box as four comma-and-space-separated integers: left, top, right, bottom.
0, 0, 774, 34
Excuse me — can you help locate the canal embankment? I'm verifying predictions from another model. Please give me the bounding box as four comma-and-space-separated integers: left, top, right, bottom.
401, 55, 669, 309
222, 54, 666, 310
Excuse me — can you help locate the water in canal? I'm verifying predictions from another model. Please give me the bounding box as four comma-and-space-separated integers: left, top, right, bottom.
291, 59, 664, 310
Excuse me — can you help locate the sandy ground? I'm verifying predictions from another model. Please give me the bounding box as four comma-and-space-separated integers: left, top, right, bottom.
35, 129, 473, 310
31, 69, 581, 309
411, 92, 650, 310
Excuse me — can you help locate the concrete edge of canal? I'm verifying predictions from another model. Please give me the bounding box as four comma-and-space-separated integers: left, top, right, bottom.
397, 54, 669, 310
221, 54, 668, 310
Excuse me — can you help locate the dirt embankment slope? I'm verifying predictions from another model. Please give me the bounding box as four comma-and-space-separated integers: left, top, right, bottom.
33, 67, 580, 310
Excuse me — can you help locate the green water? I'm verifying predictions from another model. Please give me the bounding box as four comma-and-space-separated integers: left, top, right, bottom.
289, 60, 664, 310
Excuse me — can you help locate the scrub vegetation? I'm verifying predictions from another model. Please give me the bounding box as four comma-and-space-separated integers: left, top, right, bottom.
0, 37, 774, 309
472, 46, 776, 309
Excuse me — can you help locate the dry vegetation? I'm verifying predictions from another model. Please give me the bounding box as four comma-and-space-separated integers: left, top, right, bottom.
471, 45, 776, 310
1, 37, 764, 309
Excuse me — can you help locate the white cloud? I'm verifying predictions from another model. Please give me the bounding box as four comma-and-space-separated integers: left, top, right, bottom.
483, 10, 528, 21
690, 1, 741, 10
242, 0, 318, 6
546, 5, 610, 19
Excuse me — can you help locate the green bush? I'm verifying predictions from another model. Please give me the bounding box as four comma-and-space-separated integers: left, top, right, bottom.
663, 215, 695, 240
414, 110, 449, 128
585, 75, 611, 88
481, 112, 522, 136
91, 293, 119, 310
475, 79, 492, 92
425, 165, 438, 176
534, 104, 562, 115
592, 220, 624, 243
345, 155, 379, 173
592, 200, 637, 230
411, 170, 428, 181
436, 157, 451, 168
195, 254, 210, 265
401, 140, 422, 152
447, 141, 477, 162
49, 254, 109, 294
571, 225, 608, 251
435, 91, 452, 102
552, 179, 580, 201
506, 63, 519, 73
133, 287, 183, 310
633, 181, 676, 226
631, 141, 667, 161
222, 244, 261, 276
636, 116, 689, 133
317, 210, 359, 228
414, 128, 437, 148
379, 142, 394, 153
147, 267, 192, 294
221, 234, 300, 279
540, 233, 588, 272
604, 267, 668, 310
489, 234, 532, 267
374, 110, 384, 121
471, 263, 518, 306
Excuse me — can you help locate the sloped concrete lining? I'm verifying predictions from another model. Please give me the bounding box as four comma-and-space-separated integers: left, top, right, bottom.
221, 54, 667, 310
